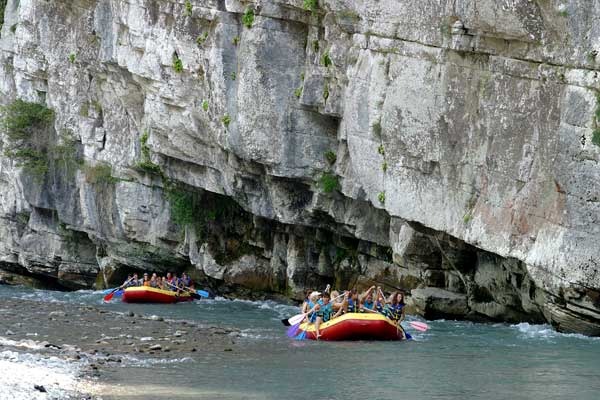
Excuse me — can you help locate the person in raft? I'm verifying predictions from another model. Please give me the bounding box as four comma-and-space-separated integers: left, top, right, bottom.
305, 291, 322, 323
314, 292, 345, 339
149, 273, 159, 288
387, 291, 406, 323
361, 286, 376, 311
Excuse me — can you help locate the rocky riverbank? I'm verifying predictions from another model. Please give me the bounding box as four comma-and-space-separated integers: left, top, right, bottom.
0, 297, 240, 398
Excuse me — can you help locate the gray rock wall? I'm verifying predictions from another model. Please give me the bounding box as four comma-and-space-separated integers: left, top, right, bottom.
0, 0, 599, 334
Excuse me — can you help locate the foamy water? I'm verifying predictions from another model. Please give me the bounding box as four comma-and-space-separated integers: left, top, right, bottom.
0, 350, 95, 399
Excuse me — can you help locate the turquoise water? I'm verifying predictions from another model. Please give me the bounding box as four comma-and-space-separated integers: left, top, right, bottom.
1, 285, 599, 399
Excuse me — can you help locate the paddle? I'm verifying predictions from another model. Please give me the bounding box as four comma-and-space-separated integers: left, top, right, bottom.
103, 277, 133, 302
165, 281, 209, 299
408, 321, 429, 332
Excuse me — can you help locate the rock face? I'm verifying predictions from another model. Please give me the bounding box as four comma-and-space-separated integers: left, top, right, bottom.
0, 0, 599, 334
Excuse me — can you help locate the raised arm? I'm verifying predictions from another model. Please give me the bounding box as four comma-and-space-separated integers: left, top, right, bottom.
362, 285, 375, 299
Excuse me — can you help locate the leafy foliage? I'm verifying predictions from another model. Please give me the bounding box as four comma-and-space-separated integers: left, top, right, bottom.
184, 0, 193, 16
242, 8, 255, 28
1, 100, 54, 141
135, 131, 162, 175
321, 51, 332, 67
303, 0, 318, 12
324, 150, 336, 165
1, 100, 55, 180
378, 191, 385, 204
173, 55, 183, 73
84, 163, 117, 185
0, 0, 7, 30
319, 173, 339, 193
196, 32, 208, 45
222, 114, 231, 127
202, 100, 209, 112
593, 92, 600, 148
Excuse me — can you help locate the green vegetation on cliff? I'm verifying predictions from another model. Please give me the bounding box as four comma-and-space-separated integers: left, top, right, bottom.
1, 100, 55, 180
319, 172, 339, 193
0, 0, 7, 31
593, 92, 600, 147
242, 8, 254, 28
135, 131, 162, 174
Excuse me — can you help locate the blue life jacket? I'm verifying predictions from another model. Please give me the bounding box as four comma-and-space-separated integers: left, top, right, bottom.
317, 302, 333, 322
363, 300, 374, 310
347, 299, 357, 313
389, 303, 404, 320
307, 301, 318, 322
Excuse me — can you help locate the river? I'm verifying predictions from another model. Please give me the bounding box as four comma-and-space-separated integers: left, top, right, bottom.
1, 285, 599, 400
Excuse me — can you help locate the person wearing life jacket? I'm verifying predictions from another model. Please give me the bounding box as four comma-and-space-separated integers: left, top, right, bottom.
361, 286, 376, 311
122, 274, 134, 287
305, 290, 322, 323
374, 287, 390, 315
180, 272, 192, 289
142, 273, 151, 287
345, 289, 359, 313
149, 273, 159, 288
314, 292, 344, 339
387, 291, 406, 323
330, 290, 346, 314
159, 276, 168, 290
130, 273, 141, 287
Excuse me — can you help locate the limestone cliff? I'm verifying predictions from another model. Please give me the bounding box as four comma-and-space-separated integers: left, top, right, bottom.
0, 0, 599, 335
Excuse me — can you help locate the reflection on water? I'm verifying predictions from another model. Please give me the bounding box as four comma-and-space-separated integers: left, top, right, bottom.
1, 285, 599, 400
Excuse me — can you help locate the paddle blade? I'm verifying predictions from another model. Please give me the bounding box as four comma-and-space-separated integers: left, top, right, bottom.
195, 289, 210, 298
409, 321, 429, 332
287, 313, 307, 326
286, 322, 301, 338
103, 292, 115, 302
281, 318, 291, 327
295, 330, 306, 341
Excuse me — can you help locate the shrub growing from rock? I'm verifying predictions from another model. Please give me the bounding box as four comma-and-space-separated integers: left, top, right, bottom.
242, 9, 254, 28
319, 173, 339, 193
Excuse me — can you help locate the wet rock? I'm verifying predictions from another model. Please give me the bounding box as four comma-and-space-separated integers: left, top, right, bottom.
149, 344, 162, 351
49, 311, 67, 317
33, 385, 47, 393
5, 330, 14, 335
411, 288, 469, 318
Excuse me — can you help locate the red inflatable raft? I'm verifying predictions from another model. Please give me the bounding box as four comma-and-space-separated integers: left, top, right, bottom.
297, 313, 406, 341
122, 286, 194, 304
